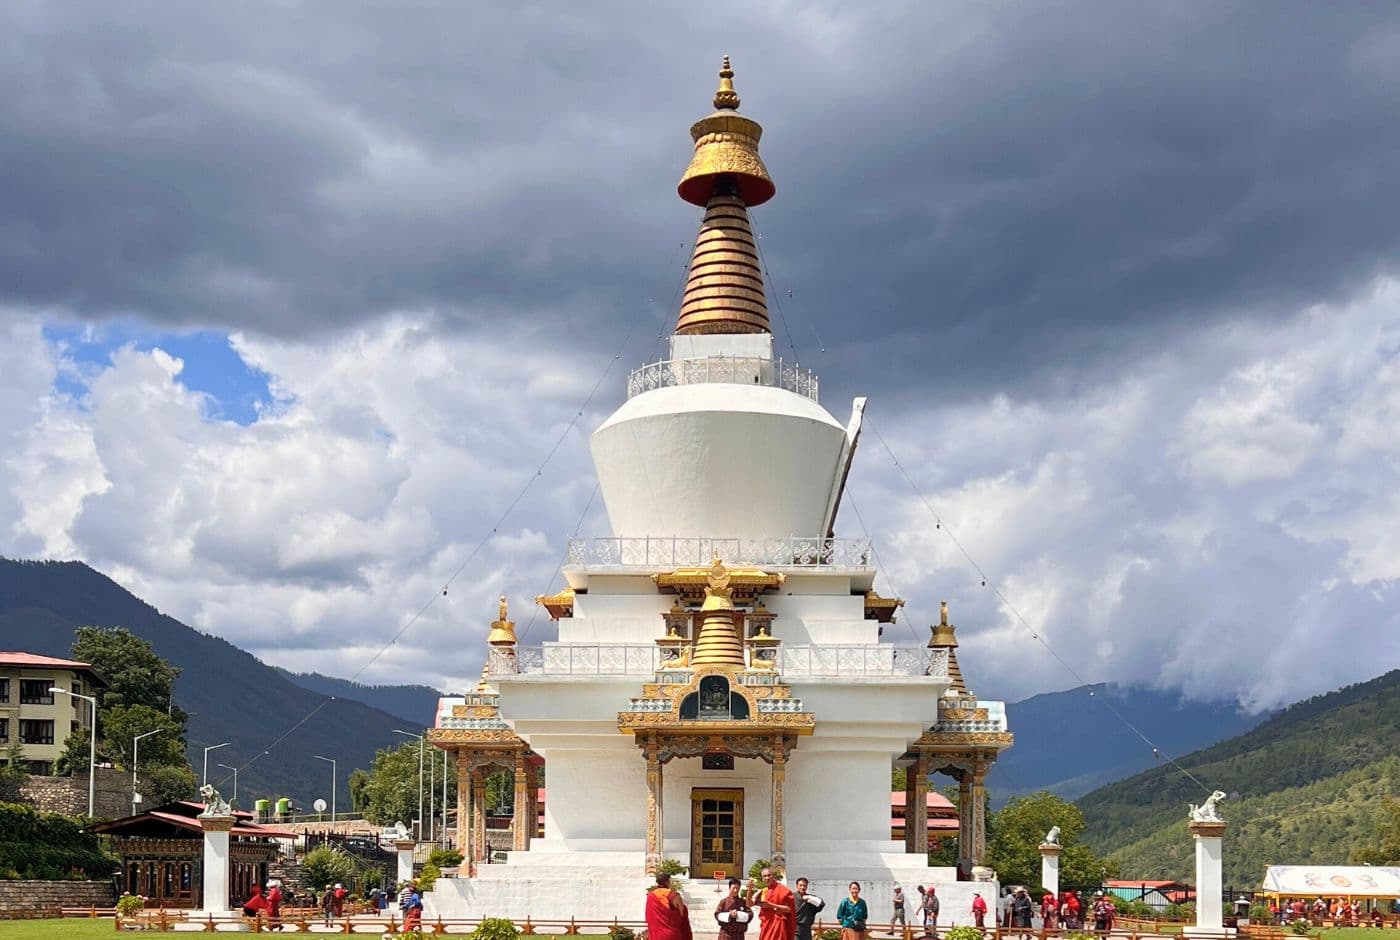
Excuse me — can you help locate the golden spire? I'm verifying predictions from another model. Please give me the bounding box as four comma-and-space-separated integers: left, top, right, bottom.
689, 557, 746, 667
675, 57, 775, 336
928, 600, 969, 695
487, 594, 517, 646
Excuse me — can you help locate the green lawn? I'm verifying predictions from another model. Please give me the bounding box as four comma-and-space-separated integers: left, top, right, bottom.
0, 919, 116, 939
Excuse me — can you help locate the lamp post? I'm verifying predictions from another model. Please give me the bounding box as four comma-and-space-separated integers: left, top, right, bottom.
313, 755, 336, 823
49, 687, 97, 818
132, 728, 165, 815
216, 763, 239, 802
393, 730, 424, 840
202, 742, 230, 788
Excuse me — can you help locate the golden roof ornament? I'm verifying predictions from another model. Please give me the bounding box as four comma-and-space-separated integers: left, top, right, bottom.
675, 56, 775, 336
690, 557, 746, 667
928, 600, 969, 695
487, 594, 517, 646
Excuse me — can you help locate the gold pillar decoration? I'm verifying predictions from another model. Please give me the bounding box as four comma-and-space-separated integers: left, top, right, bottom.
928, 600, 968, 693
910, 753, 929, 856
957, 774, 974, 869
455, 751, 471, 870
471, 768, 487, 865
771, 737, 787, 869
512, 753, 530, 852
968, 767, 988, 865
690, 558, 746, 667
644, 738, 663, 873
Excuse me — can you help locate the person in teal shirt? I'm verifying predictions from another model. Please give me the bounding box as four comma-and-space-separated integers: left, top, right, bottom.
836, 881, 868, 940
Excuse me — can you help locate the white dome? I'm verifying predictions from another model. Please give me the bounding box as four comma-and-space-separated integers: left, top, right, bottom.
590, 383, 850, 540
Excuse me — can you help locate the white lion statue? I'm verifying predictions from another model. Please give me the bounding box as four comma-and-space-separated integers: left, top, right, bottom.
1189, 790, 1227, 823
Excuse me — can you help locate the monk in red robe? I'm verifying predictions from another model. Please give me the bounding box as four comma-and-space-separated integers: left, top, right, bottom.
748, 868, 796, 940
646, 872, 693, 940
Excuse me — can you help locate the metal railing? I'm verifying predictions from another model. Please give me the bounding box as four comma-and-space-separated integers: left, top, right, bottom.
627, 355, 820, 402
501, 644, 948, 679
565, 536, 872, 569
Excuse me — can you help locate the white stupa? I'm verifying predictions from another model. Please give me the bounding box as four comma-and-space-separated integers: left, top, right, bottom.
427, 58, 1012, 927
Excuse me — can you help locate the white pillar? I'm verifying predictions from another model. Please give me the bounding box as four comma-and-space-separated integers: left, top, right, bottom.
1190, 821, 1227, 934
199, 814, 235, 913
1039, 843, 1062, 898
395, 839, 417, 890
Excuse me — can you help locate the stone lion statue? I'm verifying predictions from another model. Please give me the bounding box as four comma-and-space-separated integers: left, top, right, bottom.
198, 783, 232, 817
1043, 825, 1061, 845
1189, 790, 1227, 823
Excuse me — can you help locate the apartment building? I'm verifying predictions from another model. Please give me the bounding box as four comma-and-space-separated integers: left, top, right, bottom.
0, 652, 106, 775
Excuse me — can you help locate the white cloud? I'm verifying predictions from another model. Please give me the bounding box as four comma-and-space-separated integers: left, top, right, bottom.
2, 279, 1399, 711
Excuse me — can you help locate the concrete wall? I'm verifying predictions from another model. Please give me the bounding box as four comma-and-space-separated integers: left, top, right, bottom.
20, 765, 132, 819
0, 879, 113, 913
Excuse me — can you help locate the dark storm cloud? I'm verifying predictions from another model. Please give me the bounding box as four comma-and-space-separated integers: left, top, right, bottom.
3, 2, 1398, 397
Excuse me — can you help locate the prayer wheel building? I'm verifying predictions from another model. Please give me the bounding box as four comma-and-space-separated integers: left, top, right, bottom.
427, 58, 1013, 926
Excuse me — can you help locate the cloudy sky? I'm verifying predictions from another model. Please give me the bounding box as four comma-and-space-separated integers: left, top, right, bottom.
3, 2, 1399, 713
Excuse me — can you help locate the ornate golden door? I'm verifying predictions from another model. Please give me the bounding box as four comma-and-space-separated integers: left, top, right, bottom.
690, 788, 744, 879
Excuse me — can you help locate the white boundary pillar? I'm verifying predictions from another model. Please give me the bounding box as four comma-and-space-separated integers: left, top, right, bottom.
1039, 842, 1062, 899
199, 814, 236, 913
395, 839, 418, 891
1190, 820, 1227, 934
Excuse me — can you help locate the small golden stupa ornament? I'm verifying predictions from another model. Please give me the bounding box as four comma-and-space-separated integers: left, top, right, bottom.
689, 557, 746, 667
928, 600, 969, 695
487, 595, 517, 646
675, 56, 774, 336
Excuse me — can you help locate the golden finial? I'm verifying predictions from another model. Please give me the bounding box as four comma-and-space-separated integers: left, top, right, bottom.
940, 600, 950, 626
704, 555, 733, 606
929, 599, 968, 694
714, 55, 740, 110
487, 594, 517, 646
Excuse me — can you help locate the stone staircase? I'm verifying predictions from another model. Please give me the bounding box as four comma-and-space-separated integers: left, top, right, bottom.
678, 878, 729, 936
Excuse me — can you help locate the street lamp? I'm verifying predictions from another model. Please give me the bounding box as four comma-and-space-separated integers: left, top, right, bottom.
312, 755, 336, 823
393, 730, 424, 841
132, 728, 165, 815
216, 763, 239, 803
50, 687, 97, 818
202, 742, 230, 788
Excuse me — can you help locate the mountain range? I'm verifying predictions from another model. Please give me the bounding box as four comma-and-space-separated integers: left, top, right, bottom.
1077, 668, 1400, 884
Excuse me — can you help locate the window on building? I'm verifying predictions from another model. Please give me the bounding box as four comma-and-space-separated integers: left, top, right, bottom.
0, 718, 8, 743
19, 680, 54, 705
0, 678, 9, 703
71, 682, 81, 707
27, 760, 53, 775
19, 719, 55, 745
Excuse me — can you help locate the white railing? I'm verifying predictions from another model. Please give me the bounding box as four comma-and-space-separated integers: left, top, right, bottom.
627, 356, 819, 402
781, 646, 948, 678
500, 644, 948, 679
566, 536, 873, 569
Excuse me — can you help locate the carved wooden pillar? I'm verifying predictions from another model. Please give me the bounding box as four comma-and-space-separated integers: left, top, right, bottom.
455, 750, 470, 867
470, 767, 487, 865
512, 751, 530, 851
957, 772, 974, 870
644, 737, 663, 874
770, 737, 787, 870
526, 764, 539, 848
968, 765, 987, 865
910, 752, 929, 856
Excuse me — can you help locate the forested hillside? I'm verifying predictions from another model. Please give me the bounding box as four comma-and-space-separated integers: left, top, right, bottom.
1078, 669, 1400, 883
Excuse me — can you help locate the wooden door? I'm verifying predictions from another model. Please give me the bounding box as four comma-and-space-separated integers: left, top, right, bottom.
690, 788, 744, 879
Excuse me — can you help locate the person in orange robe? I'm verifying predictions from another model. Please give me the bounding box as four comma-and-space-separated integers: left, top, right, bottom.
646, 872, 693, 940
748, 868, 797, 940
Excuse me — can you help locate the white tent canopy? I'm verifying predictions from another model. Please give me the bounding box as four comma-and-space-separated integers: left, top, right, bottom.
1263, 866, 1400, 898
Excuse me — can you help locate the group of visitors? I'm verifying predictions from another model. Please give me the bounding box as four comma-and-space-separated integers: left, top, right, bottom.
1277, 897, 1387, 926
240, 878, 419, 929
319, 882, 348, 925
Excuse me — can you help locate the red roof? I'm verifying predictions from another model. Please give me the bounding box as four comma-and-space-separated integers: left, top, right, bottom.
1104, 881, 1190, 889
891, 817, 960, 831
890, 791, 958, 812
0, 651, 95, 670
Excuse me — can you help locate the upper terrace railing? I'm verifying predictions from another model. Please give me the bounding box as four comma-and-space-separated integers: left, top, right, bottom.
496, 644, 947, 679
627, 355, 819, 402
566, 536, 872, 569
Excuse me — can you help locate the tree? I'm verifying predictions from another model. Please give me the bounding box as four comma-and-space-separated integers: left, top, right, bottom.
348, 769, 371, 815
100, 705, 187, 772
1355, 797, 1400, 865
984, 791, 1118, 889
301, 845, 357, 890
142, 764, 198, 806
72, 627, 186, 721
357, 741, 456, 827
0, 744, 28, 802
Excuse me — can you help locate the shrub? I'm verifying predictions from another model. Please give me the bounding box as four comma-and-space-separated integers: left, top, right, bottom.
473, 917, 519, 940
300, 845, 356, 890
428, 848, 464, 868
116, 895, 145, 916
0, 801, 116, 879
657, 858, 688, 878
418, 861, 442, 891
1288, 919, 1314, 936
818, 930, 842, 940
747, 858, 783, 880
946, 927, 983, 940
611, 926, 637, 940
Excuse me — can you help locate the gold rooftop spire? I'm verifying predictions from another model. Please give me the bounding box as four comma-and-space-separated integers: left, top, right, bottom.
689, 557, 746, 667
675, 56, 775, 336
928, 600, 969, 695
